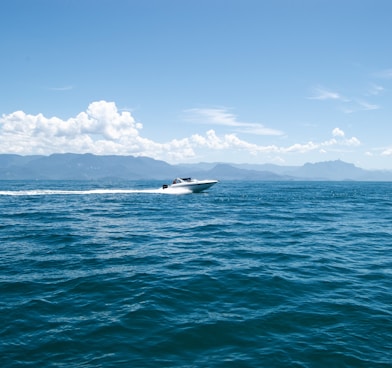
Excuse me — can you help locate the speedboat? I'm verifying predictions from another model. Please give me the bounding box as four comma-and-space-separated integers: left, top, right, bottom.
162, 177, 218, 193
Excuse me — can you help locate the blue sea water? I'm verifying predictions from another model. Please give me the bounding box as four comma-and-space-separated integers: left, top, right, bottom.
0, 180, 391, 367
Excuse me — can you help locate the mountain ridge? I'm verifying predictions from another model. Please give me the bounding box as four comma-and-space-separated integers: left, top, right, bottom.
0, 154, 391, 181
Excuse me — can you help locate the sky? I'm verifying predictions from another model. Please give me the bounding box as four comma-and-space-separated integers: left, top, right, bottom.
1, 0, 392, 170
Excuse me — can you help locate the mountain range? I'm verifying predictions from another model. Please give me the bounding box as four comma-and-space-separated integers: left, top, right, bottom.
0, 153, 391, 181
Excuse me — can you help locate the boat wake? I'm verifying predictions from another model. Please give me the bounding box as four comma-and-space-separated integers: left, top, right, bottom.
0, 187, 193, 196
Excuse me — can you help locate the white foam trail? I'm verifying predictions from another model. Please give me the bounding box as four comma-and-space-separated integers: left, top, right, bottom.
0, 187, 192, 196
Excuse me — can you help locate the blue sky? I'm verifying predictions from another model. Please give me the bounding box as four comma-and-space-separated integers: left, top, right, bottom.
1, 0, 392, 169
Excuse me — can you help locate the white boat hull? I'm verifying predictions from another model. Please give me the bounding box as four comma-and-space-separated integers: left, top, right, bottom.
171, 180, 218, 193
163, 178, 218, 193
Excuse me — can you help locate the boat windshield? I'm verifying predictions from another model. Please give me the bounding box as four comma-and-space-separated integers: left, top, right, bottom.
173, 178, 192, 184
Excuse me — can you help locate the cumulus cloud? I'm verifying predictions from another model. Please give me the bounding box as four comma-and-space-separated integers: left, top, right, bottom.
0, 100, 362, 163
332, 127, 345, 137
345, 136, 361, 146
381, 147, 392, 156
191, 127, 360, 156
331, 128, 360, 146
0, 101, 193, 159
0, 101, 146, 155
185, 107, 283, 136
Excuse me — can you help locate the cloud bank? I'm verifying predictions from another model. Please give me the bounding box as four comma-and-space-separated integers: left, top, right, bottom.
0, 100, 361, 163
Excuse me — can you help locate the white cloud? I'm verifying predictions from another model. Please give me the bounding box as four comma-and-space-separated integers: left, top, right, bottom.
356, 100, 380, 111
341, 99, 380, 114
341, 100, 380, 114
48, 85, 74, 91
330, 128, 360, 147
283, 141, 318, 153
309, 85, 381, 114
374, 69, 392, 79
368, 84, 384, 96
187, 108, 238, 126
0, 101, 172, 157
332, 127, 345, 137
0, 100, 362, 163
308, 87, 343, 101
381, 147, 392, 156
345, 136, 360, 146
185, 107, 283, 136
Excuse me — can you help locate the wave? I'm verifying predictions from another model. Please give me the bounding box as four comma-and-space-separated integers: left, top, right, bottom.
0, 187, 192, 196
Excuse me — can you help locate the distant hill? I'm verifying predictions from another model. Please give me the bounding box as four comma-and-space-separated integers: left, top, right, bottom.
0, 154, 391, 181
0, 153, 178, 180
284, 160, 366, 181
231, 160, 392, 181
204, 163, 291, 181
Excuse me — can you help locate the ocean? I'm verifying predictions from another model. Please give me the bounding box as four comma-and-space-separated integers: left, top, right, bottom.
1, 180, 391, 367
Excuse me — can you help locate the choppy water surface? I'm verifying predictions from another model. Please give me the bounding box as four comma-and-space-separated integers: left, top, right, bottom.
1, 181, 391, 367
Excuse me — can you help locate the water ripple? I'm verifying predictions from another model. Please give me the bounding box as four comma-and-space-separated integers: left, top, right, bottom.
1, 181, 391, 367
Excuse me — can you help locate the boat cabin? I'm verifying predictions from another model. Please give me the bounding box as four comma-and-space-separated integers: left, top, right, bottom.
173, 178, 192, 184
